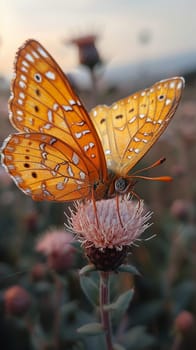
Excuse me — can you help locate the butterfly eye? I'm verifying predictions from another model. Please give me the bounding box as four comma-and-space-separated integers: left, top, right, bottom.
114, 177, 129, 193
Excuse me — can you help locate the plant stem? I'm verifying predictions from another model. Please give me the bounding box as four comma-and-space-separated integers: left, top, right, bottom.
99, 271, 113, 350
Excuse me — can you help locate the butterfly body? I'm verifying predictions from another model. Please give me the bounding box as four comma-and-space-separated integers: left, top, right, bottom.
1, 40, 184, 202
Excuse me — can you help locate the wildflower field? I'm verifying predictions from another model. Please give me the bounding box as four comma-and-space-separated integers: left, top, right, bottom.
0, 74, 195, 350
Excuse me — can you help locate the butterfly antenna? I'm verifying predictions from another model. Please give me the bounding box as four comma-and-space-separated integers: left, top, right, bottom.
129, 175, 172, 182
129, 157, 173, 182
131, 157, 166, 175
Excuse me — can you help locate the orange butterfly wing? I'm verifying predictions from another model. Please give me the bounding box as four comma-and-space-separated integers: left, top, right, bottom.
90, 77, 184, 177
1, 39, 107, 201
2, 133, 90, 201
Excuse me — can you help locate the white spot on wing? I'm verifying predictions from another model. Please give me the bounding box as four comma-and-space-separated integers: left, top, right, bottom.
19, 92, 25, 99
56, 182, 65, 190
17, 110, 23, 116
16, 116, 23, 122
21, 75, 27, 81
43, 123, 52, 130
32, 50, 39, 59
169, 82, 175, 89
69, 99, 76, 105
19, 81, 26, 89
37, 47, 48, 58
25, 53, 34, 63
165, 99, 171, 105
112, 103, 118, 110
67, 165, 74, 177
63, 105, 72, 112
177, 81, 183, 89
129, 116, 136, 123
75, 120, 85, 126
75, 132, 82, 139
22, 60, 29, 67
21, 67, 28, 73
134, 137, 141, 142
47, 110, 53, 123
72, 153, 79, 165
79, 171, 86, 180
45, 71, 55, 80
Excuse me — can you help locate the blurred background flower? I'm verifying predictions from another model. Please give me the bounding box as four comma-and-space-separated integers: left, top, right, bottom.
36, 229, 75, 273
67, 34, 102, 71
4, 285, 31, 317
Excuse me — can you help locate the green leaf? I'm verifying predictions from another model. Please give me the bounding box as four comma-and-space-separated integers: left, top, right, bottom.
117, 264, 141, 275
104, 289, 134, 312
79, 273, 99, 306
61, 301, 78, 316
123, 326, 156, 349
77, 322, 104, 336
79, 264, 96, 275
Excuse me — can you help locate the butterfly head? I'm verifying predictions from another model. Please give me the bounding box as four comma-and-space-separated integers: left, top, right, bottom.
105, 174, 134, 198
114, 177, 131, 194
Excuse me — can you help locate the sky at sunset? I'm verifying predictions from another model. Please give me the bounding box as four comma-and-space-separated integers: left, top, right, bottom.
0, 0, 196, 79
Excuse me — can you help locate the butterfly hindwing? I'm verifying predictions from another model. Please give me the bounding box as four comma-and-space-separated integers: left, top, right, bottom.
90, 77, 184, 176
2, 132, 91, 201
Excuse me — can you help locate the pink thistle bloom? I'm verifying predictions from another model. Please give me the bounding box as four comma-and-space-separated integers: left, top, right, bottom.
36, 229, 75, 272
68, 197, 153, 270
69, 197, 152, 249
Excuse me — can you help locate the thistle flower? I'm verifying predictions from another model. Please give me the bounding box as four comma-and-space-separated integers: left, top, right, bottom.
36, 229, 75, 273
68, 197, 152, 271
67, 34, 102, 70
4, 285, 31, 316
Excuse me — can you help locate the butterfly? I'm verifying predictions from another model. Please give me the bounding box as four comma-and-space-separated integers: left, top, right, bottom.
1, 39, 184, 203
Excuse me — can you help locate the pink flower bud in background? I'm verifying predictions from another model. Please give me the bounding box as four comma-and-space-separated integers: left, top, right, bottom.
36, 229, 75, 273
67, 34, 102, 70
174, 310, 195, 334
170, 199, 192, 221
4, 285, 31, 316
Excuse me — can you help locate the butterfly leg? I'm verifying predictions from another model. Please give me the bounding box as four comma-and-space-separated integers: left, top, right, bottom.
128, 190, 141, 213
116, 196, 124, 228
91, 188, 100, 228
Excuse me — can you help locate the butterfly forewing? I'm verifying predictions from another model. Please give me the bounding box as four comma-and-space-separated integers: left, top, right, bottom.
9, 39, 107, 183
1, 39, 184, 202
90, 77, 184, 176
2, 133, 91, 201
